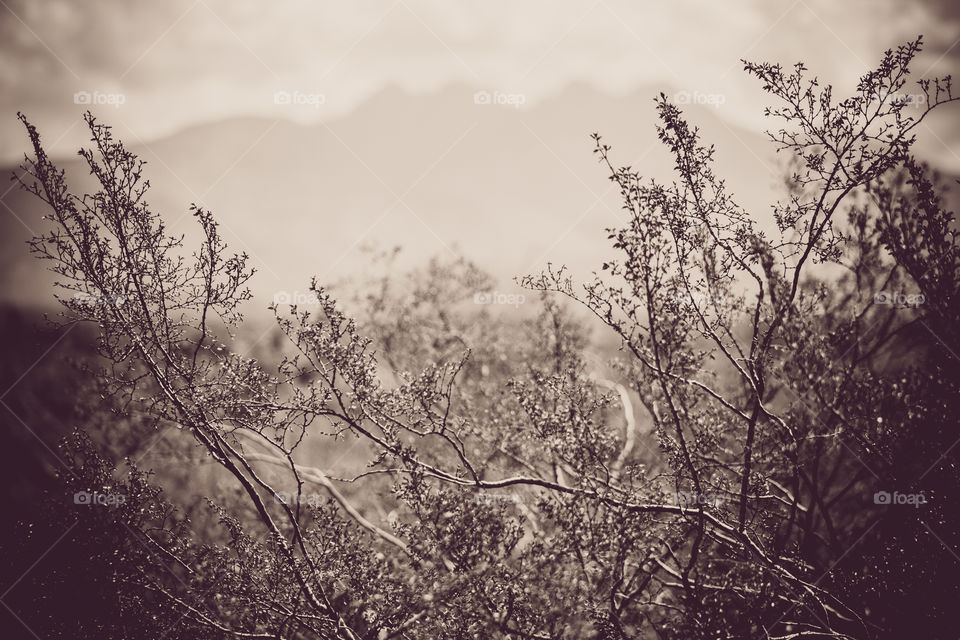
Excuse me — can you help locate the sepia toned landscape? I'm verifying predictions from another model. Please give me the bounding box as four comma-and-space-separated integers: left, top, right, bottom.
1, 2, 959, 638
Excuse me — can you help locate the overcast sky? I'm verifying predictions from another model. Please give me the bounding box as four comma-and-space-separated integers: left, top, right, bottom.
1, 0, 958, 167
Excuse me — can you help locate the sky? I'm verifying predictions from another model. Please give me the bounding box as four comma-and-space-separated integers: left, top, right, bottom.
1, 0, 958, 166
